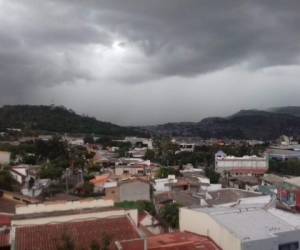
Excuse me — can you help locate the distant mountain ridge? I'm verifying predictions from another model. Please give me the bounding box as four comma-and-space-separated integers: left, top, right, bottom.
0, 105, 140, 136
2, 105, 300, 139
269, 106, 300, 117
144, 107, 300, 140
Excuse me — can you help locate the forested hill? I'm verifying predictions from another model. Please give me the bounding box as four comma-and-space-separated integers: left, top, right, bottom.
143, 108, 300, 140
0, 105, 140, 136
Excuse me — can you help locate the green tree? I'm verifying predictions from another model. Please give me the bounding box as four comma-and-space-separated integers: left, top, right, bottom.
160, 203, 181, 229
40, 163, 64, 180
205, 167, 220, 184
144, 149, 155, 161
0, 169, 16, 191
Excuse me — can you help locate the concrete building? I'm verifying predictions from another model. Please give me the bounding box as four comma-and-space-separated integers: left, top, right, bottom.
89, 174, 117, 193
215, 151, 268, 176
123, 137, 153, 149
119, 179, 150, 202
180, 205, 300, 250
267, 147, 300, 161
105, 178, 150, 202
153, 175, 177, 193
115, 159, 156, 177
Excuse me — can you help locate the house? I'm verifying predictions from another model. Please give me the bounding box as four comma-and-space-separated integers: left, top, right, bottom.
115, 160, 157, 177
123, 137, 153, 149
9, 164, 40, 184
215, 150, 268, 177
117, 231, 221, 250
105, 178, 150, 202
228, 176, 260, 192
0, 152, 10, 165
90, 174, 117, 193
153, 175, 177, 193
177, 143, 195, 153
180, 205, 300, 250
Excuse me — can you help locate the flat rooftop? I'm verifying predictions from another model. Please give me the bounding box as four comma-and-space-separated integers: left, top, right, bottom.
193, 205, 298, 241
206, 188, 262, 206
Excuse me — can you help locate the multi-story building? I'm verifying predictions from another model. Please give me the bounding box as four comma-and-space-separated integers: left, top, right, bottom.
215, 151, 268, 176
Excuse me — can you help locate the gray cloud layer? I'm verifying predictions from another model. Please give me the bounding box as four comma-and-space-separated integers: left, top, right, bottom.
1, 0, 300, 124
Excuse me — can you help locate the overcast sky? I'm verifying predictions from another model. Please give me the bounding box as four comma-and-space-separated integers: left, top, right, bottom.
1, 0, 300, 125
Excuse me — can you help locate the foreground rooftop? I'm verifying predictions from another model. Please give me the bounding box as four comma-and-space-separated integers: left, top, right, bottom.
117, 231, 221, 250
15, 216, 140, 250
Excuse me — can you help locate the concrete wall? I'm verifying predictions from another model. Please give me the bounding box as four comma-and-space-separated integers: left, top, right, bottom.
12, 209, 138, 227
105, 186, 120, 202
16, 199, 114, 214
120, 181, 150, 202
216, 158, 268, 172
180, 208, 241, 250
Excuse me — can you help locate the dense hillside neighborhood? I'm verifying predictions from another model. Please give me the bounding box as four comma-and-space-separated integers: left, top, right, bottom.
1, 108, 300, 249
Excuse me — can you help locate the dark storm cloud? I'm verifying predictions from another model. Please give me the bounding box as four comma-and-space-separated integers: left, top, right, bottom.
1, 0, 300, 122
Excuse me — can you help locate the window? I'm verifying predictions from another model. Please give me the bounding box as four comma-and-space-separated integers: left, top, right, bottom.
279, 242, 299, 250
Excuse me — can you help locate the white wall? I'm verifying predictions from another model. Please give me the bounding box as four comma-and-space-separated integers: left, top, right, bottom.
12, 209, 138, 226
180, 208, 242, 250
16, 199, 114, 214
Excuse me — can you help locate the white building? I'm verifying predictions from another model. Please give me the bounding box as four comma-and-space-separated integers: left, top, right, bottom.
215, 150, 268, 176
180, 205, 300, 250
124, 137, 153, 149
153, 175, 177, 193
176, 143, 195, 154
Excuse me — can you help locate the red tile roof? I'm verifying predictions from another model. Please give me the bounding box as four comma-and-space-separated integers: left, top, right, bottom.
0, 230, 10, 248
118, 232, 221, 250
0, 215, 11, 227
15, 216, 140, 250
